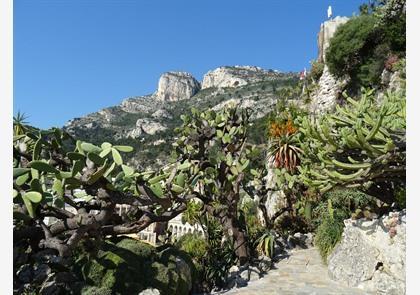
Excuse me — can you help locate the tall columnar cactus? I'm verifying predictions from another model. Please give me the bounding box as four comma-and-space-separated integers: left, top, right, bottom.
298, 88, 405, 202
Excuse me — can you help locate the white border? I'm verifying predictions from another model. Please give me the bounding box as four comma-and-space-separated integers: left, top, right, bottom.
0, 0, 13, 292
406, 0, 419, 294
3, 0, 418, 293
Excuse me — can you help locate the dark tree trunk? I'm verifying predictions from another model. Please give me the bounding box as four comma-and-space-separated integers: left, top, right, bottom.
221, 212, 248, 265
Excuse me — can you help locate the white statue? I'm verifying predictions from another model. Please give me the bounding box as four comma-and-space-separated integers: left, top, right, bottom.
328, 5, 332, 19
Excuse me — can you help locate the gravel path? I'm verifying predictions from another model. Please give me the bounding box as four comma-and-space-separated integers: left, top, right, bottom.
213, 248, 372, 295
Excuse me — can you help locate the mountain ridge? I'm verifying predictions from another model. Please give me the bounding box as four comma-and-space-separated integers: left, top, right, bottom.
64, 65, 300, 169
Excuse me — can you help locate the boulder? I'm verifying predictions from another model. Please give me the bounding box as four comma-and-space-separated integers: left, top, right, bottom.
156, 72, 200, 101
126, 118, 167, 138
227, 264, 263, 289
138, 288, 160, 295
327, 210, 406, 294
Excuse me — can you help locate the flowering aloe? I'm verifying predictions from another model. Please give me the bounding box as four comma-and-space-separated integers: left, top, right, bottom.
267, 118, 302, 172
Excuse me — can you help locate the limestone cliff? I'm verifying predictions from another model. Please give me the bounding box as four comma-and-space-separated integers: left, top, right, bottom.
64, 67, 299, 169
156, 72, 201, 101
311, 16, 349, 114
202, 66, 285, 89
328, 211, 406, 294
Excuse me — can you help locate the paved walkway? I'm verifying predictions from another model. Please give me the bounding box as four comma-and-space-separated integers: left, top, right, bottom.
215, 248, 371, 295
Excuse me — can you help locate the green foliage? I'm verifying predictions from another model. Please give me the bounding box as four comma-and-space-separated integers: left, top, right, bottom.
13, 111, 30, 136
314, 215, 344, 263
326, 3, 405, 89
74, 238, 192, 295
240, 198, 262, 234
255, 231, 276, 258
308, 60, 324, 82
393, 57, 406, 79
311, 188, 375, 228
81, 286, 113, 295
202, 222, 236, 290
181, 201, 203, 226
311, 187, 376, 262
326, 14, 378, 83
299, 89, 405, 203
394, 186, 406, 208
175, 233, 207, 263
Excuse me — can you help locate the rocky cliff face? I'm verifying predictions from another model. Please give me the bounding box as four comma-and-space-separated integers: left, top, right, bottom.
327, 211, 406, 294
156, 72, 201, 101
202, 66, 285, 89
311, 16, 349, 114
309, 66, 348, 114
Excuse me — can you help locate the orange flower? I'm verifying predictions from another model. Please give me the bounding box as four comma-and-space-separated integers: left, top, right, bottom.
268, 119, 297, 138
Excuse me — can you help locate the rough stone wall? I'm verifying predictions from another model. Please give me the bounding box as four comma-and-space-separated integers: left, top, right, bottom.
327, 210, 406, 295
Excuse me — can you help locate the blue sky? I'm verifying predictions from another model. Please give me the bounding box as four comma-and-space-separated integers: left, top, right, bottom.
14, 0, 365, 129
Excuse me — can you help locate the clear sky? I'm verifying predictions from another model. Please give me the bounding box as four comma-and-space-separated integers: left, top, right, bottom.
14, 0, 365, 129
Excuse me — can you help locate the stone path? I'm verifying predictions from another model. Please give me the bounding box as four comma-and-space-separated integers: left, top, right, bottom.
214, 248, 371, 295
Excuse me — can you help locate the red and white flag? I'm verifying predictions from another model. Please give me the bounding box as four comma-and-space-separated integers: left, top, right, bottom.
300, 68, 307, 80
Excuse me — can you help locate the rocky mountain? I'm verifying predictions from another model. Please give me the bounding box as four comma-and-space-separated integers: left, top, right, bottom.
64, 67, 299, 169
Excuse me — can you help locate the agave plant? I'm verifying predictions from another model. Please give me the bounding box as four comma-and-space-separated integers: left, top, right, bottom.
255, 230, 276, 259
267, 118, 303, 173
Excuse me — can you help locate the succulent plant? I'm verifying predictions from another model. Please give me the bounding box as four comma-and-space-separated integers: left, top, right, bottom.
298, 88, 405, 203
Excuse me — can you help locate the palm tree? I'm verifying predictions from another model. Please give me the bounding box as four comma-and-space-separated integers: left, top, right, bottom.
13, 111, 29, 136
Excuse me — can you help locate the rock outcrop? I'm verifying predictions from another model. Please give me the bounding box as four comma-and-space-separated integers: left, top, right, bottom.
120, 96, 156, 113
311, 16, 349, 114
156, 72, 200, 101
63, 66, 299, 169
202, 66, 284, 89
310, 66, 348, 114
262, 163, 288, 220
317, 16, 349, 64
126, 118, 167, 138
327, 210, 406, 294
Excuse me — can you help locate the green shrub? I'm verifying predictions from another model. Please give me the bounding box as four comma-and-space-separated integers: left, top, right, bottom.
393, 57, 406, 79
326, 14, 378, 79
312, 187, 378, 262
314, 216, 344, 262
395, 187, 406, 209
308, 60, 324, 82
81, 286, 113, 295
73, 238, 193, 295
175, 233, 207, 265
254, 231, 276, 258
326, 7, 405, 89
311, 188, 375, 228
